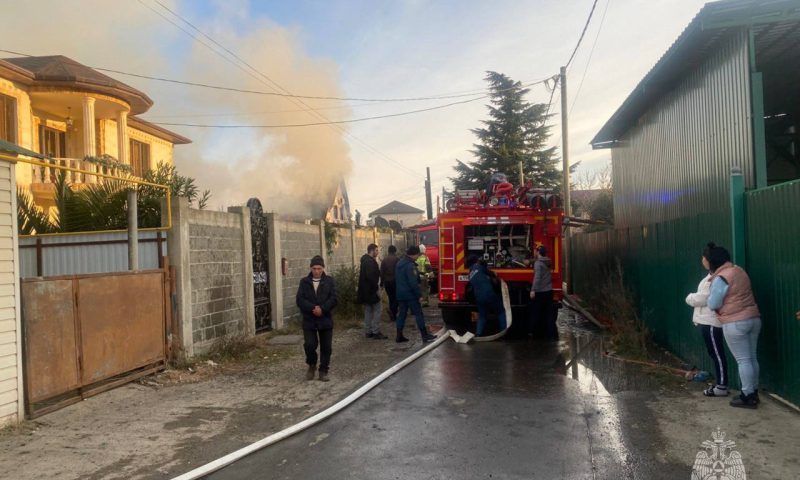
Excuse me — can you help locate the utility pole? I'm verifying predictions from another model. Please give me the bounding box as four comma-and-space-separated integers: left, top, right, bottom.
518, 161, 524, 186
560, 66, 572, 293
425, 167, 433, 220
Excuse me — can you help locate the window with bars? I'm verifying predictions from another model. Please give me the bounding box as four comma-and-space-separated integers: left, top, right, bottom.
0, 94, 17, 143
129, 139, 151, 177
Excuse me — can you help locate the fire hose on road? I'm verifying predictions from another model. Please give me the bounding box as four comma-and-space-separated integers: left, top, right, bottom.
171, 285, 513, 479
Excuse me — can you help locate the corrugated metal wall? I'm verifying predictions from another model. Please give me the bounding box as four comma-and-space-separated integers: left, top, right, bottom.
744, 179, 800, 404
571, 213, 731, 379
19, 231, 166, 278
611, 30, 753, 228
572, 181, 800, 405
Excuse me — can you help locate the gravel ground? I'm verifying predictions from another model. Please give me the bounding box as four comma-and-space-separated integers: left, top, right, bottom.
0, 306, 443, 480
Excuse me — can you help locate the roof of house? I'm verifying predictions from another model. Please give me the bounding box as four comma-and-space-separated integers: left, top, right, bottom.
369, 200, 424, 217
0, 55, 192, 144
129, 116, 192, 145
1, 55, 154, 114
591, 0, 800, 148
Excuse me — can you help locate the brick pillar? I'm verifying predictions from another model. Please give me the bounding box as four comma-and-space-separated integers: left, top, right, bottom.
265, 213, 284, 329
165, 197, 193, 357
228, 206, 255, 336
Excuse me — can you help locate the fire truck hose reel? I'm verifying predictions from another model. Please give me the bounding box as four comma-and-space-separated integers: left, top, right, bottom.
170, 329, 451, 480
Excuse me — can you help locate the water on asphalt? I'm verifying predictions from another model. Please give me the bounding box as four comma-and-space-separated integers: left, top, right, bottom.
206, 317, 684, 479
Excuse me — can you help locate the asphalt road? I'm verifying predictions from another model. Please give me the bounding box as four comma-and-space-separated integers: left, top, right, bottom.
206, 331, 684, 480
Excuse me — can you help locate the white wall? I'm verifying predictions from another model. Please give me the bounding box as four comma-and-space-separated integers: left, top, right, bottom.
0, 160, 23, 425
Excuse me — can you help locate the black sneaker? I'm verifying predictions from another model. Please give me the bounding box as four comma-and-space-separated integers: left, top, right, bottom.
730, 392, 758, 409
421, 333, 436, 343
372, 332, 388, 340
365, 332, 374, 339
703, 385, 729, 397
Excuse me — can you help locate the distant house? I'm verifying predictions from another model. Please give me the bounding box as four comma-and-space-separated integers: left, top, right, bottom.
368, 200, 424, 228
0, 55, 191, 210
324, 180, 351, 224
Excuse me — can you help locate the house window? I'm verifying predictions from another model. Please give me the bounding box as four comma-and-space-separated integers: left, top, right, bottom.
129, 139, 150, 177
0, 94, 17, 143
39, 126, 66, 157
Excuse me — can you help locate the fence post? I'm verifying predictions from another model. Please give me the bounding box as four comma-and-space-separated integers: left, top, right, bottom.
164, 197, 193, 358
228, 206, 255, 337
730, 166, 746, 265
319, 220, 328, 268
350, 222, 357, 268
127, 190, 138, 271
265, 213, 284, 330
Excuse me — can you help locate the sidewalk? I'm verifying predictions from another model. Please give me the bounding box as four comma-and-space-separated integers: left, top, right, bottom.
0, 305, 440, 480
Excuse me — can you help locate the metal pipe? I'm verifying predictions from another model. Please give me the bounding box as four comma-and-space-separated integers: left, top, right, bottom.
560, 66, 572, 293
128, 190, 138, 271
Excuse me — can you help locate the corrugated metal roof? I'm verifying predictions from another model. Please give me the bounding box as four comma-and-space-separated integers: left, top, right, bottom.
592, 0, 800, 148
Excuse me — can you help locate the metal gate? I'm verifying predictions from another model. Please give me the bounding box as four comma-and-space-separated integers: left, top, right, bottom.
21, 268, 170, 418
247, 198, 272, 332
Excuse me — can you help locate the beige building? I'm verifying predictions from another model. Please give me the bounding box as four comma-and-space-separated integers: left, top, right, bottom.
324, 181, 352, 224
368, 200, 424, 228
0, 55, 190, 210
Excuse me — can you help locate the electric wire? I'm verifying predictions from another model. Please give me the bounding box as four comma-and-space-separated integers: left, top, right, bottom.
137, 0, 423, 179
565, 0, 600, 69
569, 0, 610, 115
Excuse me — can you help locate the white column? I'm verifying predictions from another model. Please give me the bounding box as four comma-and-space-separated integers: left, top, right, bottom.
82, 96, 96, 157
82, 96, 97, 183
117, 110, 128, 165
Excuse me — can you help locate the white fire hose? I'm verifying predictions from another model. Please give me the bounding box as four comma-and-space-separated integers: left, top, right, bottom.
171, 328, 451, 480
450, 279, 513, 343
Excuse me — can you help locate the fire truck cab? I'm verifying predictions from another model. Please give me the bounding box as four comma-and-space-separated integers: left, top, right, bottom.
437, 174, 564, 332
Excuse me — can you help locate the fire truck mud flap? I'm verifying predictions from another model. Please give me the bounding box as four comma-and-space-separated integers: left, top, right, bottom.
449, 280, 512, 343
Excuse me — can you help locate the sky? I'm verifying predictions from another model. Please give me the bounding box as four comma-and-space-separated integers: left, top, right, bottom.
0, 0, 710, 216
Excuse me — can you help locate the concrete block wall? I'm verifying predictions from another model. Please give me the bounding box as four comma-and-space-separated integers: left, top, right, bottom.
167, 198, 254, 357
277, 220, 322, 325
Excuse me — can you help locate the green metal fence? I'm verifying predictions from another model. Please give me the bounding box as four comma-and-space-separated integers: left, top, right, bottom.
744, 179, 800, 405
572, 181, 800, 405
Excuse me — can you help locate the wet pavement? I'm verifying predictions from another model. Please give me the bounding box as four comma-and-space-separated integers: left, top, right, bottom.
205, 314, 686, 480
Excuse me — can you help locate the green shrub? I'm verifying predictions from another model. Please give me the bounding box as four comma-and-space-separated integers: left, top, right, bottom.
331, 265, 360, 324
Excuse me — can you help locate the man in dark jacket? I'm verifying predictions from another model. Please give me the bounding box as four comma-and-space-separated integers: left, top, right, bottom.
357, 243, 387, 339
395, 246, 436, 343
296, 255, 338, 381
467, 255, 507, 336
529, 246, 555, 339
380, 245, 400, 322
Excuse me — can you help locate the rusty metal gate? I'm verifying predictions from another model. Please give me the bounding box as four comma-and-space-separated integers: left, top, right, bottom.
21, 269, 170, 418
247, 198, 272, 332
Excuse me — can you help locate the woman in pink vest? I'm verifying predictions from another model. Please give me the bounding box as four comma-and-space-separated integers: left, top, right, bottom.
705, 243, 761, 409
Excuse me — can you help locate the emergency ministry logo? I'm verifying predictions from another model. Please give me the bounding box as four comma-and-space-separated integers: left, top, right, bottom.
691, 428, 746, 480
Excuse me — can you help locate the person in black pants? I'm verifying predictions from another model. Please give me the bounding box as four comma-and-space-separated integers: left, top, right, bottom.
296, 255, 338, 382
529, 246, 555, 339
380, 245, 400, 322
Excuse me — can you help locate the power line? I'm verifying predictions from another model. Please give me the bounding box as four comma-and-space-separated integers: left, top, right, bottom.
152, 94, 486, 128
138, 0, 424, 180
566, 0, 600, 68
569, 0, 610, 115
0, 46, 544, 103
149, 79, 547, 129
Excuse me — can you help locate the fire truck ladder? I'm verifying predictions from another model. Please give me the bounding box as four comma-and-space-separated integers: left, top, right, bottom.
440, 225, 456, 294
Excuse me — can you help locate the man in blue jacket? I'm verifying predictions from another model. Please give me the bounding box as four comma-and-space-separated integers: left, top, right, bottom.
467, 255, 507, 336
395, 246, 436, 343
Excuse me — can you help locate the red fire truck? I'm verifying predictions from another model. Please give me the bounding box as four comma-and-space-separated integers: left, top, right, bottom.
437, 174, 564, 331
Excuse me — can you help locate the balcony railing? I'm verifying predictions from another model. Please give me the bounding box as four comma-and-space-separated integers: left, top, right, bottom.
31, 158, 129, 186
